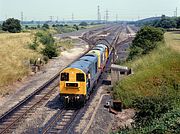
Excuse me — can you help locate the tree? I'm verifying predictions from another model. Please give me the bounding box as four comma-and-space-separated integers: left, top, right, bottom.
25, 25, 29, 29
73, 24, 79, 30
128, 26, 164, 60
2, 18, 21, 33
42, 23, 49, 29
176, 17, 180, 28
37, 24, 41, 29
79, 21, 88, 26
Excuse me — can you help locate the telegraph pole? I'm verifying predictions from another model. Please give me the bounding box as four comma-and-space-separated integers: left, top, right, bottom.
49, 16, 53, 22
56, 16, 59, 23
116, 14, 118, 23
21, 12, 24, 24
105, 9, 109, 23
72, 13, 74, 22
176, 7, 178, 17
97, 5, 101, 23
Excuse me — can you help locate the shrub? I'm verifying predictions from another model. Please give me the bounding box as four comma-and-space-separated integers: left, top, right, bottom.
42, 23, 49, 29
41, 44, 58, 59
79, 21, 88, 26
128, 26, 164, 60
28, 36, 39, 50
35, 31, 54, 45
132, 96, 173, 126
2, 18, 21, 33
43, 56, 49, 64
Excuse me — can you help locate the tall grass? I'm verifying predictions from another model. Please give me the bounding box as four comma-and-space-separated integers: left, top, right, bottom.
114, 32, 180, 106
114, 32, 180, 133
0, 33, 42, 95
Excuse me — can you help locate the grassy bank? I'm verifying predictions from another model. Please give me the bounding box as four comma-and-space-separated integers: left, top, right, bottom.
114, 32, 180, 133
114, 32, 180, 106
0, 31, 76, 96
0, 33, 42, 95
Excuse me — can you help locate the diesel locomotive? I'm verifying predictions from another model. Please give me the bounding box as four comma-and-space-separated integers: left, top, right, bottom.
59, 43, 111, 104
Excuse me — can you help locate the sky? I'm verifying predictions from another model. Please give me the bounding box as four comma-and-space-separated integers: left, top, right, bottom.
0, 0, 180, 21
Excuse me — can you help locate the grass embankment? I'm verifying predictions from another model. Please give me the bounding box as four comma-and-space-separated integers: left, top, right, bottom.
0, 31, 75, 96
0, 33, 42, 95
114, 32, 180, 133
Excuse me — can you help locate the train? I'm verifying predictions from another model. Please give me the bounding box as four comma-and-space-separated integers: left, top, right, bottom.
59, 42, 112, 105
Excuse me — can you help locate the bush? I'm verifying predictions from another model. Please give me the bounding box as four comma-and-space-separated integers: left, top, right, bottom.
35, 31, 54, 45
41, 44, 58, 59
132, 96, 173, 126
43, 56, 49, 64
2, 18, 21, 33
73, 24, 79, 30
42, 23, 49, 29
28, 36, 39, 50
128, 26, 164, 60
79, 21, 88, 26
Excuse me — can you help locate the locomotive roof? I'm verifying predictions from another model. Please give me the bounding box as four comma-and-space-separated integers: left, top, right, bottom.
68, 60, 92, 74
92, 48, 104, 54
80, 55, 98, 63
96, 44, 107, 49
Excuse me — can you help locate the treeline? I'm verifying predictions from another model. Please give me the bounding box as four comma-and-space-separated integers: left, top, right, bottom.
138, 15, 180, 29
0, 17, 90, 33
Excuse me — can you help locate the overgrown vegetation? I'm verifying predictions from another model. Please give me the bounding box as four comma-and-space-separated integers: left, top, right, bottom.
2, 18, 21, 33
29, 30, 58, 59
0, 33, 42, 95
54, 24, 80, 34
128, 26, 164, 60
114, 32, 180, 133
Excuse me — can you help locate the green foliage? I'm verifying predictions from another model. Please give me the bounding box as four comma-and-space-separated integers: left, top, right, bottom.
137, 15, 178, 29
42, 23, 49, 29
116, 109, 180, 134
176, 17, 180, 28
2, 18, 21, 33
114, 32, 180, 134
154, 16, 177, 29
25, 25, 29, 29
128, 26, 164, 60
132, 96, 173, 126
28, 30, 58, 59
35, 31, 55, 45
79, 21, 88, 26
73, 24, 79, 30
28, 36, 39, 50
41, 44, 58, 59
37, 24, 41, 29
42, 56, 49, 64
55, 25, 77, 34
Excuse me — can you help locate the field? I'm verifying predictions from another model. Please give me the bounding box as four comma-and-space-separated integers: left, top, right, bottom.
114, 32, 180, 133
0, 32, 42, 95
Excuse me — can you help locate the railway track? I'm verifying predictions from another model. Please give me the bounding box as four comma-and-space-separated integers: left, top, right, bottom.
38, 25, 125, 134
41, 107, 80, 134
0, 25, 123, 134
0, 74, 59, 134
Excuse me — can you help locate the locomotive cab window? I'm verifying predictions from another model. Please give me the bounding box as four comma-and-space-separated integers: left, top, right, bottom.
76, 73, 85, 82
61, 73, 69, 81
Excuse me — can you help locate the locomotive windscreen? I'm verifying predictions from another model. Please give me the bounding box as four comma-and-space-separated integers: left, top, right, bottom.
76, 73, 85, 82
61, 73, 69, 81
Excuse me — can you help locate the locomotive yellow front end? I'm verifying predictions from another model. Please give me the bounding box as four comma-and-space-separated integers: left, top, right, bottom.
60, 67, 87, 103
